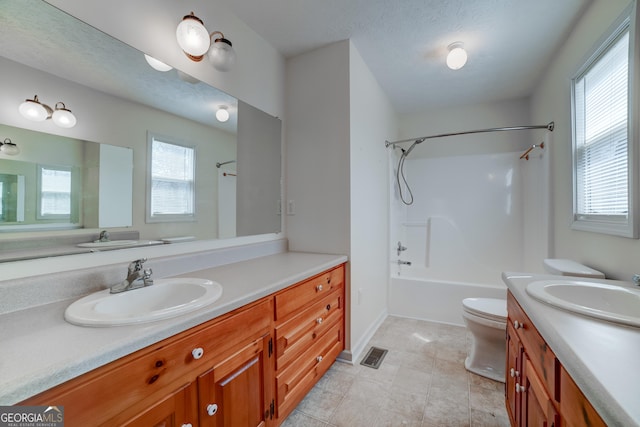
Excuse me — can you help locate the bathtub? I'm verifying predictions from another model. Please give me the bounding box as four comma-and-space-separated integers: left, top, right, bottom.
388, 266, 507, 326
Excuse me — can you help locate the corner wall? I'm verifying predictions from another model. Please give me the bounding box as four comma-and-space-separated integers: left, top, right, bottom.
530, 0, 637, 279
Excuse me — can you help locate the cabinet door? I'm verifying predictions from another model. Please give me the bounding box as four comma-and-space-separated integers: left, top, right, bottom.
505, 322, 522, 426
116, 382, 198, 427
522, 356, 559, 427
198, 334, 274, 427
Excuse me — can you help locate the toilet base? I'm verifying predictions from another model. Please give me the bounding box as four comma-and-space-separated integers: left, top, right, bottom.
464, 356, 505, 383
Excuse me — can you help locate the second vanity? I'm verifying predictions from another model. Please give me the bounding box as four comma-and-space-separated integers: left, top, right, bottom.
0, 249, 347, 426
503, 272, 640, 427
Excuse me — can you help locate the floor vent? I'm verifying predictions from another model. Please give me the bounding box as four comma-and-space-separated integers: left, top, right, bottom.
360, 346, 388, 369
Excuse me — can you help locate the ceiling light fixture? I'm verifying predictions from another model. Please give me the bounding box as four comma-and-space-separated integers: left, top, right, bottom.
216, 106, 230, 122
446, 42, 468, 70
176, 12, 236, 72
0, 138, 19, 156
19, 95, 77, 128
144, 54, 173, 72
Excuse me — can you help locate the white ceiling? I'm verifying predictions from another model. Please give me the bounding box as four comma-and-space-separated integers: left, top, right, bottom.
222, 0, 591, 113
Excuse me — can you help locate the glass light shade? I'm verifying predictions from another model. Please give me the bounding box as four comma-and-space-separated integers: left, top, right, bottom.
19, 97, 49, 121
144, 54, 173, 72
208, 39, 236, 72
176, 13, 210, 59
216, 107, 230, 122
0, 139, 19, 155
52, 103, 77, 128
446, 45, 468, 70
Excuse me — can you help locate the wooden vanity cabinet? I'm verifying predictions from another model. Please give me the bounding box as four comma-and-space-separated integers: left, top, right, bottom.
273, 264, 345, 423
22, 297, 275, 427
20, 264, 346, 427
506, 291, 605, 427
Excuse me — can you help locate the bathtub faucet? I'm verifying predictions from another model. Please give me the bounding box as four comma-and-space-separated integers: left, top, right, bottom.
397, 260, 411, 266
397, 241, 407, 256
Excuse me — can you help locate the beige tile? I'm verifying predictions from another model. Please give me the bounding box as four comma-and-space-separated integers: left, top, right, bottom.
296, 385, 344, 421
469, 383, 506, 415
315, 364, 358, 395
347, 377, 392, 408
280, 409, 332, 427
329, 395, 382, 427
391, 366, 432, 395
358, 360, 400, 388
468, 372, 504, 393
374, 409, 424, 427
383, 386, 428, 422
470, 408, 511, 427
422, 393, 471, 427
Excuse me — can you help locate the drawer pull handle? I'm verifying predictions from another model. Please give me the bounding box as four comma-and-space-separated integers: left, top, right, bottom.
316, 284, 323, 292
515, 383, 526, 393
326, 304, 331, 311
316, 355, 323, 363
513, 320, 524, 329
207, 403, 218, 416
509, 368, 520, 378
192, 347, 204, 360
316, 317, 323, 324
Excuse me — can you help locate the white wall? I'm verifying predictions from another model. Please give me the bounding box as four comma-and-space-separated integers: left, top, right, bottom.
348, 43, 398, 359
285, 41, 397, 360
531, 0, 638, 280
285, 41, 351, 255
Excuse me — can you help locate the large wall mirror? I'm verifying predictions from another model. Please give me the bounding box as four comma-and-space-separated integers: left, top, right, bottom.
0, 0, 282, 261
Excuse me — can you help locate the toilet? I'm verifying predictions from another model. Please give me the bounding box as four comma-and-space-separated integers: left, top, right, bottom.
461, 259, 604, 382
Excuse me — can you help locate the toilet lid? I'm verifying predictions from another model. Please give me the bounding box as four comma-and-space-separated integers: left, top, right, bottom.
462, 298, 507, 322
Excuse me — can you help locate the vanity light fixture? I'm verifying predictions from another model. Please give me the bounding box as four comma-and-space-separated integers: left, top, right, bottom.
144, 54, 173, 72
446, 42, 468, 70
176, 12, 236, 72
215, 106, 230, 122
19, 95, 77, 128
0, 138, 19, 155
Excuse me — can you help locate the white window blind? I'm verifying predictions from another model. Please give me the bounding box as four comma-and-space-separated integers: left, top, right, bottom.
39, 166, 71, 217
574, 29, 629, 223
150, 138, 195, 217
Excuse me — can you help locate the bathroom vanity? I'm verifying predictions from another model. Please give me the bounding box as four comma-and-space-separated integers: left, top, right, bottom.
503, 272, 640, 427
0, 251, 346, 426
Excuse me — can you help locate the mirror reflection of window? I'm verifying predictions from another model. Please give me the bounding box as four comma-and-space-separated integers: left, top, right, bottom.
148, 135, 196, 222
37, 165, 72, 219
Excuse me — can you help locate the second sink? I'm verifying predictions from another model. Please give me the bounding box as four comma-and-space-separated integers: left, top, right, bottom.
65, 278, 223, 327
526, 279, 640, 327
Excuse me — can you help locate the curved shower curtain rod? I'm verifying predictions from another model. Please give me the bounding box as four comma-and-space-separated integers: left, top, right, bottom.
385, 121, 555, 148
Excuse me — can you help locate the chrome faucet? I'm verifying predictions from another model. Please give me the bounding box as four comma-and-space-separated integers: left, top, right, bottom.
633, 274, 640, 286
110, 258, 153, 294
397, 241, 407, 256
97, 230, 110, 243
397, 259, 411, 266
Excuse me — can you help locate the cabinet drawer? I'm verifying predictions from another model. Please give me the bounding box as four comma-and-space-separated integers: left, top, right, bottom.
275, 265, 344, 321
507, 292, 558, 402
275, 321, 343, 419
275, 287, 343, 370
22, 298, 273, 426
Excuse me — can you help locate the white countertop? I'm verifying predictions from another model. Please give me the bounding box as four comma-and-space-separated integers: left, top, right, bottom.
503, 272, 640, 427
0, 251, 347, 405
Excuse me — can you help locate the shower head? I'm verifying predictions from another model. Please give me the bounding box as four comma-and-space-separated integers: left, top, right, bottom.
402, 138, 425, 157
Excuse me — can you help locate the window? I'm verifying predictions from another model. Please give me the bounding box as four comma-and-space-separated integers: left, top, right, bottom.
571, 6, 638, 237
37, 165, 72, 219
147, 134, 195, 222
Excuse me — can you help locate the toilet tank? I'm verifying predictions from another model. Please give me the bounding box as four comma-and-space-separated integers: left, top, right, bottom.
543, 258, 605, 279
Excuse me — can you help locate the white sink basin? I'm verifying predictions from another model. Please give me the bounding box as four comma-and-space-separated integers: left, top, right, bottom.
77, 240, 139, 248
65, 278, 223, 327
526, 280, 640, 327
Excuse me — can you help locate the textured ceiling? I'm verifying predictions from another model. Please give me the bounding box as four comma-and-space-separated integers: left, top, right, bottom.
221, 0, 591, 113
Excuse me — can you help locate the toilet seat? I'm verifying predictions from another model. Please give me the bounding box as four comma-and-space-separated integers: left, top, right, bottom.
462, 298, 507, 323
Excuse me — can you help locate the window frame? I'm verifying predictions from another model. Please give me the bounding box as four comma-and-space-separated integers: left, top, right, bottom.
146, 132, 197, 223
570, 3, 640, 238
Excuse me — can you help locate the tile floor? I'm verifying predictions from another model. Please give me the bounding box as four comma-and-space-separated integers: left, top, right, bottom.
282, 315, 510, 427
